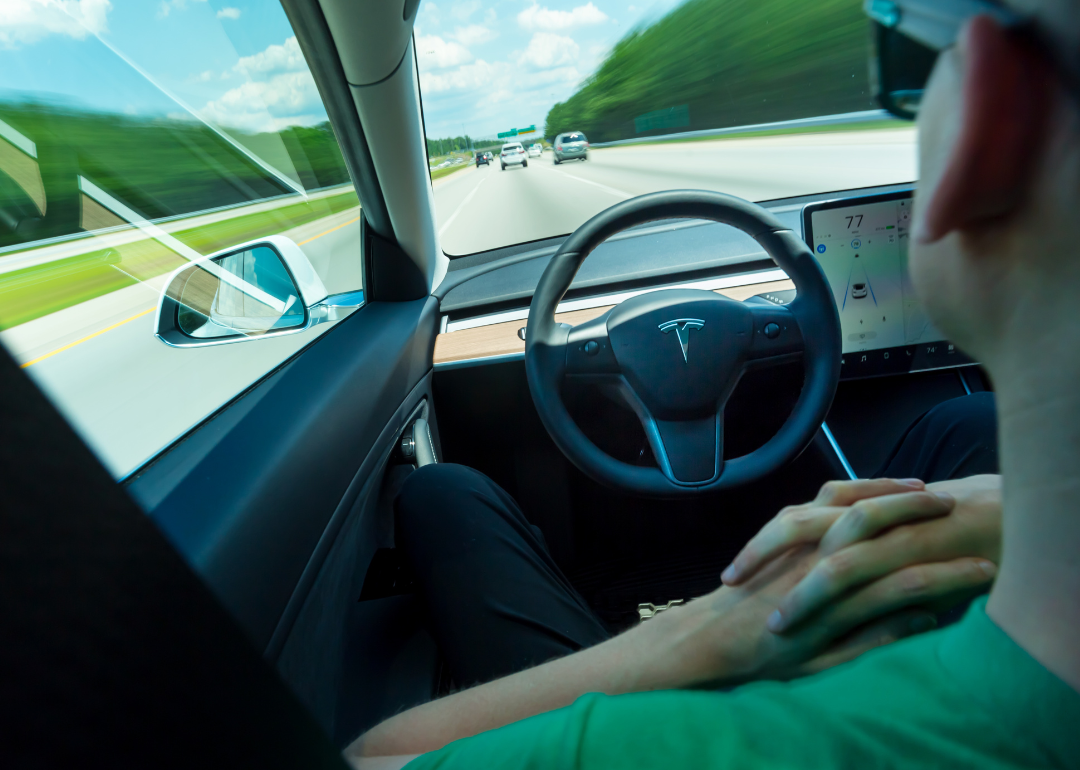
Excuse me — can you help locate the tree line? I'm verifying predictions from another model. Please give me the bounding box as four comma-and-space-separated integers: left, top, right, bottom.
544, 0, 876, 143
0, 103, 352, 249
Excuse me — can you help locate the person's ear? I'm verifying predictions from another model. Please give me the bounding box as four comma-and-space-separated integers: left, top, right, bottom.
917, 14, 1055, 244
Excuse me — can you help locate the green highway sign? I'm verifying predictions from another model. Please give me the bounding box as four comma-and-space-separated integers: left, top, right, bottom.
497, 125, 536, 138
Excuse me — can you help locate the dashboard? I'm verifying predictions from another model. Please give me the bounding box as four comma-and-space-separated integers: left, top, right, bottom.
432, 184, 974, 380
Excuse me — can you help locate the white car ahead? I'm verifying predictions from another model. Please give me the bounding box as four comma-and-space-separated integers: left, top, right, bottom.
500, 143, 527, 170
528, 144, 542, 158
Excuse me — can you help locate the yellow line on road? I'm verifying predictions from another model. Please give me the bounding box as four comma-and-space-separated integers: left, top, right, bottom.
21, 307, 156, 368
21, 215, 362, 369
298, 215, 360, 245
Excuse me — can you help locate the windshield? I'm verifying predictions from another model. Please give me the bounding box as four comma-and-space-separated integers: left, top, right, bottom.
416, 0, 917, 256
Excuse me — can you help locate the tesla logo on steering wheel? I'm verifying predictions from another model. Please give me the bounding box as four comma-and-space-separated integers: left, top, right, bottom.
658, 318, 705, 363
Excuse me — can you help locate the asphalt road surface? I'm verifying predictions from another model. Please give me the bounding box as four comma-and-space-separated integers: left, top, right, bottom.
3, 127, 916, 479
5, 206, 361, 478
434, 128, 917, 255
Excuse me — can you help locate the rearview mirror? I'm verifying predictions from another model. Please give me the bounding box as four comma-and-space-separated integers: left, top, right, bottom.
867, 19, 939, 119
154, 235, 361, 348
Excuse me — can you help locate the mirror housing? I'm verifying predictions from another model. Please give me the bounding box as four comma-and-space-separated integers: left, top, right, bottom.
154, 235, 362, 348
866, 17, 939, 120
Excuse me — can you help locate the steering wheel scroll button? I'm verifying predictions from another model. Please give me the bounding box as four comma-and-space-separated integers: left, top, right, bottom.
584, 340, 599, 355
764, 322, 780, 339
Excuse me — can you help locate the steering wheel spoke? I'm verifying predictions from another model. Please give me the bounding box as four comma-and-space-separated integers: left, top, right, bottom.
652, 413, 724, 484
565, 312, 620, 375
747, 304, 804, 367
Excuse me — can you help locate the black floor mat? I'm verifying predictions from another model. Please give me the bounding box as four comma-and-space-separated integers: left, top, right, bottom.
570, 549, 732, 630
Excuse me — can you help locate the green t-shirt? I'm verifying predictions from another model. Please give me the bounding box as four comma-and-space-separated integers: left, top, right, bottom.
406, 599, 1080, 768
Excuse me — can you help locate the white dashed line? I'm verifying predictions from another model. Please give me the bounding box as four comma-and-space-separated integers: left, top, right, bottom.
438, 176, 488, 236
540, 165, 635, 199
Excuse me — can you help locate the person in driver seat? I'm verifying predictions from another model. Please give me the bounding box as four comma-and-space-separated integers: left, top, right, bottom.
350, 2, 1080, 766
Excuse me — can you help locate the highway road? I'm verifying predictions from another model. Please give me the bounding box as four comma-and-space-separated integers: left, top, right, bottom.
3, 205, 361, 478
1, 127, 916, 480
434, 127, 917, 255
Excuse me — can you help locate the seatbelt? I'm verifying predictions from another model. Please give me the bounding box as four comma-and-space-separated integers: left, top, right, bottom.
0, 344, 348, 768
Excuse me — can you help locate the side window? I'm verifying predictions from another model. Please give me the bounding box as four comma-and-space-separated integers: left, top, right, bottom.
0, 1, 363, 478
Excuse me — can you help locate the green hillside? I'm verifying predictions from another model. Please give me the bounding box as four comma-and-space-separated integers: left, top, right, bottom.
545, 0, 875, 143
0, 103, 351, 250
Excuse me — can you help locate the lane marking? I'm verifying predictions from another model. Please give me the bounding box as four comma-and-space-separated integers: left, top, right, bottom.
298, 214, 360, 245
438, 176, 488, 236
19, 213, 359, 369
542, 166, 634, 199
21, 307, 156, 368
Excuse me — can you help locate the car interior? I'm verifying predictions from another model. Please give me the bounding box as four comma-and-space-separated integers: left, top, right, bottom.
1, 0, 991, 762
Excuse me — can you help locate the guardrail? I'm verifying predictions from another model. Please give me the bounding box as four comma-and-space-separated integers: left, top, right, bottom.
588, 109, 895, 148
0, 182, 355, 259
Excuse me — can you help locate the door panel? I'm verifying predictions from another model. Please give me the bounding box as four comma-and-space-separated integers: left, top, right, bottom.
126, 296, 438, 652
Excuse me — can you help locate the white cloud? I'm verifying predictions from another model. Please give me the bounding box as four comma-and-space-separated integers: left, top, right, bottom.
450, 0, 480, 21
196, 36, 321, 132
421, 55, 580, 99
516, 32, 578, 69
200, 70, 322, 132
416, 33, 473, 70
483, 8, 496, 24
450, 24, 497, 46
156, 0, 206, 19
216, 6, 240, 19
235, 35, 306, 76
0, 0, 111, 48
417, 2, 441, 28
193, 69, 215, 81
517, 2, 607, 31
419, 59, 497, 93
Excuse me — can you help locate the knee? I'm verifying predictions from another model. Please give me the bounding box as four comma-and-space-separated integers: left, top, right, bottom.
925, 392, 997, 442
395, 463, 498, 548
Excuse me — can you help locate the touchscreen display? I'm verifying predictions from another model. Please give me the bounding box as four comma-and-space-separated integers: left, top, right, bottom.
803, 192, 973, 377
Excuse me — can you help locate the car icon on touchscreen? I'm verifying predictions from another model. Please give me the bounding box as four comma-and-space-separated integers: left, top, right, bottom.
852, 283, 868, 299
816, 244, 826, 253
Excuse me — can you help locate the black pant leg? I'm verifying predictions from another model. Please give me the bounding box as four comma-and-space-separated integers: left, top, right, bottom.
395, 463, 610, 688
874, 392, 999, 482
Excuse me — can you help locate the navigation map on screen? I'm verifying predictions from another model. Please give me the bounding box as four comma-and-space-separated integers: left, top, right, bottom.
808, 196, 943, 355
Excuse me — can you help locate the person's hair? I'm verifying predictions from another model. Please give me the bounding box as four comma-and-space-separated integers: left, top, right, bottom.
1014, 0, 1080, 52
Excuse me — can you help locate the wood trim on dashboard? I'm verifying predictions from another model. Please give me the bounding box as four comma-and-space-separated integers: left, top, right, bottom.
433, 278, 795, 365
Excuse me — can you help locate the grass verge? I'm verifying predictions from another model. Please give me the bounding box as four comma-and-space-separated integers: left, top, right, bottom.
0, 189, 361, 330
430, 163, 470, 181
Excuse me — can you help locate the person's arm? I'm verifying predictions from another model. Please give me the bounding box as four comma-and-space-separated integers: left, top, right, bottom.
349, 479, 995, 759
722, 474, 1002, 632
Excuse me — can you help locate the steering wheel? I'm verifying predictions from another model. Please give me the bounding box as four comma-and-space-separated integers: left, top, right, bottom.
524, 190, 841, 497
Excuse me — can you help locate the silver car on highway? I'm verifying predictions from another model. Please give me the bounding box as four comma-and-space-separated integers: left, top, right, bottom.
553, 132, 588, 164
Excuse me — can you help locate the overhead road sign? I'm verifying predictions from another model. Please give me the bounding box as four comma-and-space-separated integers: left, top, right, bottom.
497, 125, 536, 138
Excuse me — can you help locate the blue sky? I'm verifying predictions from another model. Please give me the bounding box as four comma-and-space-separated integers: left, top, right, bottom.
0, 0, 326, 133
0, 0, 679, 141
414, 0, 681, 140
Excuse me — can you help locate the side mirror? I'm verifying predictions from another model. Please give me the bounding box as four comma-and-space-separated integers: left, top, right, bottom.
154, 235, 362, 348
